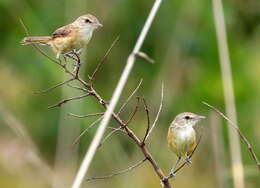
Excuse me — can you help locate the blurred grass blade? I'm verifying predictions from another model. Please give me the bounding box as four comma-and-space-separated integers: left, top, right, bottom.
212, 0, 245, 187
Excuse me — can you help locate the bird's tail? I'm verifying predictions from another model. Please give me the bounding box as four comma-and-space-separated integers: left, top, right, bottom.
21, 36, 53, 45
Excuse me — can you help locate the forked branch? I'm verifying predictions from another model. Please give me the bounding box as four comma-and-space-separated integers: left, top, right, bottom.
144, 83, 164, 142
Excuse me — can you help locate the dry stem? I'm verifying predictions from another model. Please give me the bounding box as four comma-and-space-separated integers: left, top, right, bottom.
203, 102, 260, 170
86, 158, 147, 182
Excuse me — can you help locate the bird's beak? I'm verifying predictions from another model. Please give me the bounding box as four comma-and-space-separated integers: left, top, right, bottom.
196, 115, 206, 120
96, 23, 103, 27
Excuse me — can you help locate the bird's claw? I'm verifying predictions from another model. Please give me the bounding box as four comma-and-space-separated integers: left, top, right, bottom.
185, 157, 192, 164
76, 62, 82, 67
168, 172, 176, 179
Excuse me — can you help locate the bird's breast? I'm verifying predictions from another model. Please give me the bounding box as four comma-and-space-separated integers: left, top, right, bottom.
168, 127, 196, 157
78, 27, 93, 43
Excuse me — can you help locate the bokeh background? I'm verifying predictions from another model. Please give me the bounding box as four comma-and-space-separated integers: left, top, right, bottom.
0, 0, 259, 187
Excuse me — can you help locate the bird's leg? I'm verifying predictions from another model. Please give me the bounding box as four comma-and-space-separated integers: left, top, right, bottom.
185, 154, 192, 165
64, 51, 76, 62
70, 50, 82, 77
73, 50, 82, 67
75, 49, 82, 56
169, 157, 181, 178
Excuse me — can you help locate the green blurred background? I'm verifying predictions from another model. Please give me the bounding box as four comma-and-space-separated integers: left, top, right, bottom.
0, 0, 259, 187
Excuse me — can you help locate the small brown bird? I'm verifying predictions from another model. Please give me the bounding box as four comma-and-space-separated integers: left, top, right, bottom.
167, 112, 205, 177
21, 14, 102, 58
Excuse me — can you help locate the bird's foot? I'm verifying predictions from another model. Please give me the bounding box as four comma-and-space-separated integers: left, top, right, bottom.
185, 157, 192, 165
74, 49, 82, 55
168, 172, 176, 179
75, 62, 82, 68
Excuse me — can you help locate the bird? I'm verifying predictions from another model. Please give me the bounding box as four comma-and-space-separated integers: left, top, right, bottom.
21, 14, 102, 58
167, 112, 205, 177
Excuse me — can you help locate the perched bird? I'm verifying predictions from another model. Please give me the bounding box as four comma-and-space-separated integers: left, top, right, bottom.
21, 14, 102, 58
167, 112, 205, 176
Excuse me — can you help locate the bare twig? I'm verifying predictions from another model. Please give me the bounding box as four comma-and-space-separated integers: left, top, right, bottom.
98, 127, 125, 148
203, 102, 260, 170
107, 126, 121, 131
34, 78, 74, 94
117, 79, 143, 115
142, 97, 150, 143
67, 83, 89, 92
135, 51, 155, 64
125, 97, 141, 125
86, 158, 147, 182
68, 112, 104, 119
144, 83, 164, 142
48, 93, 91, 109
89, 36, 120, 82
72, 117, 103, 146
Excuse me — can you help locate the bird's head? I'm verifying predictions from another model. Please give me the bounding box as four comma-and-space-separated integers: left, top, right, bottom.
74, 14, 103, 30
172, 112, 205, 128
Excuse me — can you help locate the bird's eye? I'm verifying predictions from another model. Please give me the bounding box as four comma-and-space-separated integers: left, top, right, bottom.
184, 116, 190, 120
85, 19, 91, 23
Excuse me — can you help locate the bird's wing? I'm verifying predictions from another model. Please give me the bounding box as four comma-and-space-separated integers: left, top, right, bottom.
170, 120, 177, 128
52, 25, 73, 38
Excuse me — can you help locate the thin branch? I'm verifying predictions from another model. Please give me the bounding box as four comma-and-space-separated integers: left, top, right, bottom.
202, 101, 260, 170
125, 97, 141, 125
142, 97, 150, 143
86, 158, 147, 182
67, 83, 90, 92
34, 78, 74, 94
107, 126, 121, 131
98, 127, 125, 148
72, 117, 103, 146
89, 36, 120, 82
117, 79, 143, 115
144, 83, 164, 142
48, 93, 91, 109
68, 112, 104, 119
